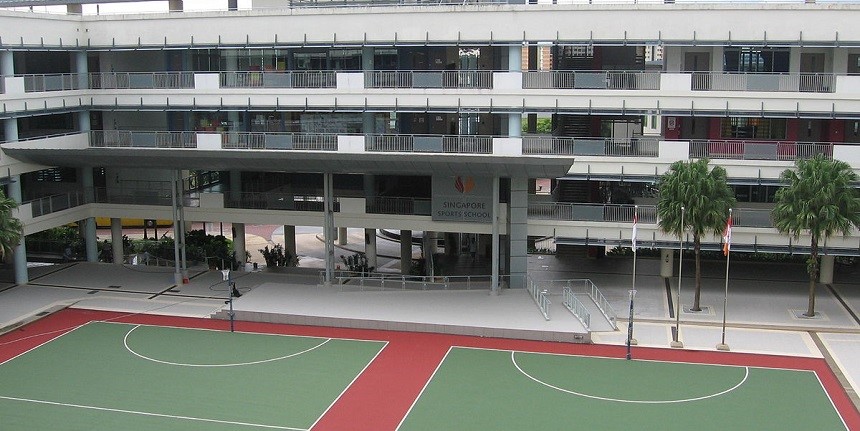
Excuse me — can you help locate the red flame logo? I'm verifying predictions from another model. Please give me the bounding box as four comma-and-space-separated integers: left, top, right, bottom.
454, 176, 475, 194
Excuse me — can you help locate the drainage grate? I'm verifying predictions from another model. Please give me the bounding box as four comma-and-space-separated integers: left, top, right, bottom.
87, 290, 99, 295
107, 285, 121, 289
35, 311, 49, 317
167, 289, 180, 293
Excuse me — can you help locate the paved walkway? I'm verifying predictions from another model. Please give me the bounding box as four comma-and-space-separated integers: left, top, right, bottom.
1, 224, 859, 411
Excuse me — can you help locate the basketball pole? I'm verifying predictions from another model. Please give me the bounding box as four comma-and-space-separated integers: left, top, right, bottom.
222, 269, 236, 333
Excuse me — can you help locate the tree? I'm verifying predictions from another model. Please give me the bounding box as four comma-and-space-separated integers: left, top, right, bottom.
0, 189, 23, 261
772, 155, 860, 317
657, 159, 736, 311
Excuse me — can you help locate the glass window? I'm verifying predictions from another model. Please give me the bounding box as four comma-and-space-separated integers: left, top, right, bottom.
724, 48, 790, 73
720, 118, 786, 139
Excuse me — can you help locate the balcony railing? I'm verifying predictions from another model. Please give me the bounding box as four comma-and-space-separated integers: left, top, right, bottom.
220, 71, 336, 88
364, 70, 494, 89
93, 186, 173, 206
689, 140, 833, 161
220, 132, 338, 151
522, 136, 659, 157
224, 192, 339, 212
28, 192, 86, 217
366, 134, 493, 154
23, 73, 84, 92
528, 202, 776, 229
90, 130, 197, 148
89, 72, 194, 89
691, 72, 835, 93
522, 70, 661, 90
367, 196, 432, 216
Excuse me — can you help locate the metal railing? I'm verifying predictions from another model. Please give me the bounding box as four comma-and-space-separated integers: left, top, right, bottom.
28, 192, 86, 217
522, 136, 659, 157
89, 72, 194, 89
526, 276, 552, 320
224, 192, 338, 212
364, 70, 493, 89
522, 70, 661, 90
220, 71, 336, 88
327, 270, 510, 291
565, 279, 616, 329
23, 73, 84, 92
90, 130, 197, 148
93, 186, 174, 206
366, 134, 493, 154
691, 72, 835, 93
562, 286, 591, 329
528, 202, 657, 224
220, 132, 338, 151
367, 196, 432, 216
689, 140, 833, 161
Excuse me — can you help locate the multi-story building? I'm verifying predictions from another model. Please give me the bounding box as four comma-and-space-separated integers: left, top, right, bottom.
0, 0, 858, 292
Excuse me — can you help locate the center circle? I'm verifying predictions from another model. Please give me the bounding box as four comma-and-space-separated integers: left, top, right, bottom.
512, 351, 748, 404
122, 325, 329, 367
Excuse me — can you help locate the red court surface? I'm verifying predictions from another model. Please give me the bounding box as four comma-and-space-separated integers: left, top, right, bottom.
1, 308, 858, 431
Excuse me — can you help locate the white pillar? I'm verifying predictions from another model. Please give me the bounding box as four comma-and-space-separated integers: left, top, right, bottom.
111, 218, 123, 264
400, 230, 412, 274
820, 255, 835, 284
9, 174, 27, 284
323, 173, 335, 284
660, 248, 674, 278
1, 50, 13, 76
75, 50, 88, 94
338, 227, 348, 246
365, 228, 377, 270
508, 45, 523, 139
233, 223, 246, 271
491, 176, 500, 294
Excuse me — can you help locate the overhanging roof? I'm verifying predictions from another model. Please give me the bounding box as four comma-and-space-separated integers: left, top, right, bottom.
1, 146, 575, 177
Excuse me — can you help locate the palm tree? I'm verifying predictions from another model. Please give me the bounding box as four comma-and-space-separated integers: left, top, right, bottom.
657, 159, 736, 311
772, 155, 860, 317
0, 189, 22, 261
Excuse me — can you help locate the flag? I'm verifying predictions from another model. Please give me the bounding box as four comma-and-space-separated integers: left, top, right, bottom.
631, 210, 638, 250
722, 213, 733, 256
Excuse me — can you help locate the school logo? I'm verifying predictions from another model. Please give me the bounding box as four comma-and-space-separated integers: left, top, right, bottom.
454, 176, 475, 194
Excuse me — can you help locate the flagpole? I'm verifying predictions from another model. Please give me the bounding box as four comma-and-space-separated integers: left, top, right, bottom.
717, 208, 732, 351
626, 205, 638, 360
671, 206, 685, 348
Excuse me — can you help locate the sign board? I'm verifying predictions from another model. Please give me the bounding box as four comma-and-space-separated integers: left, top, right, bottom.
431, 175, 493, 223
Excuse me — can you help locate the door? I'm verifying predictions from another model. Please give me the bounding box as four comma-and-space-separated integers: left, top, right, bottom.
800, 53, 826, 92
684, 52, 711, 90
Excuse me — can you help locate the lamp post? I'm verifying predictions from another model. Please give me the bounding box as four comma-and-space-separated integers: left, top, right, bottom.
221, 269, 236, 333
671, 206, 685, 348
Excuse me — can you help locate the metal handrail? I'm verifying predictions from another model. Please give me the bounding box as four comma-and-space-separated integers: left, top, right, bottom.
522, 136, 659, 157
327, 270, 510, 291
562, 286, 591, 329
689, 139, 833, 161
691, 71, 835, 93
528, 203, 658, 223
27, 192, 86, 217
89, 72, 194, 89
566, 279, 616, 329
367, 196, 432, 216
526, 276, 551, 320
366, 134, 493, 154
89, 130, 197, 148
522, 70, 661, 90
220, 71, 336, 88
220, 132, 338, 151
364, 70, 494, 89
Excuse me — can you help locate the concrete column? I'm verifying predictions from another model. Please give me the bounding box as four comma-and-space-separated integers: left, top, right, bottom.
833, 48, 848, 74
323, 173, 335, 284
81, 168, 98, 262
168, 0, 184, 12
362, 47, 374, 71
712, 47, 724, 72
508, 114, 522, 138
233, 223, 246, 271
66, 4, 82, 14
338, 227, 348, 246
789, 48, 802, 74
1, 50, 13, 76
509, 177, 528, 289
229, 170, 241, 202
365, 228, 377, 270
820, 255, 835, 284
491, 176, 500, 293
660, 248, 674, 278
283, 225, 296, 263
75, 50, 89, 94
226, 51, 240, 131
111, 218, 123, 264
8, 174, 27, 284
400, 230, 412, 274
508, 45, 522, 72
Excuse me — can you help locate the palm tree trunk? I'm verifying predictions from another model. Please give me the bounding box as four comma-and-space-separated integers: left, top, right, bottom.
692, 236, 702, 311
806, 235, 819, 317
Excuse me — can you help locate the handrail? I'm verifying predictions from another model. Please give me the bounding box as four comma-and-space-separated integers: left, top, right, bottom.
325, 270, 510, 291
27, 192, 86, 217
526, 276, 551, 320
364, 70, 494, 89
89, 130, 197, 148
522, 136, 659, 157
220, 71, 336, 88
523, 70, 661, 90
562, 286, 591, 329
691, 71, 836, 93
221, 132, 338, 151
366, 134, 493, 154
689, 139, 833, 161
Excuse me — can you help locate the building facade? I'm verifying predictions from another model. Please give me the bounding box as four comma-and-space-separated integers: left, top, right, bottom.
0, 0, 859, 288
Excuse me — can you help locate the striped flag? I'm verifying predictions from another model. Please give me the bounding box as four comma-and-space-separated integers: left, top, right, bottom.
722, 213, 733, 256
631, 209, 638, 250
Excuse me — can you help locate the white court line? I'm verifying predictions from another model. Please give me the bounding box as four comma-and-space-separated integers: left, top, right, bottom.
0, 321, 93, 366
812, 370, 851, 431
0, 395, 305, 430
122, 325, 331, 367
511, 351, 750, 404
97, 320, 377, 344
394, 346, 455, 431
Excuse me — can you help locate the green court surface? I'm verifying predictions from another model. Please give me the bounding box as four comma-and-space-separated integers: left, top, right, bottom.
0, 322, 385, 431
397, 347, 848, 431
